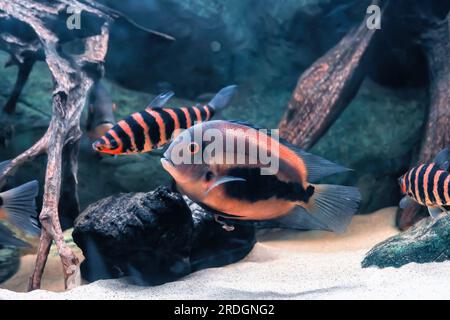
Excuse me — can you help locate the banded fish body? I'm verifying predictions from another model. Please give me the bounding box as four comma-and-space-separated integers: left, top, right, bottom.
92, 85, 237, 155
398, 148, 450, 218
161, 120, 361, 233
0, 160, 40, 247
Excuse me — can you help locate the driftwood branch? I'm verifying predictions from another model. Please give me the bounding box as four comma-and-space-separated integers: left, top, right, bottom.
0, 0, 172, 291
0, 0, 111, 291
397, 12, 450, 229
278, 7, 380, 149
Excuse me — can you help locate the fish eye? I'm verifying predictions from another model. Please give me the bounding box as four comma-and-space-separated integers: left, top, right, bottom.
408, 192, 413, 197
205, 171, 214, 181
187, 142, 200, 154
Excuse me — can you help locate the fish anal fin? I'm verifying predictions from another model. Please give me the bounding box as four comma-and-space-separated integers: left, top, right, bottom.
399, 196, 415, 209
428, 206, 442, 219
270, 206, 330, 231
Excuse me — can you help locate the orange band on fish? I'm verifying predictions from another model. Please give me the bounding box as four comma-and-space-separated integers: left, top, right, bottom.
433, 170, 443, 205
181, 107, 192, 128
192, 106, 202, 123
147, 109, 166, 146
131, 112, 152, 151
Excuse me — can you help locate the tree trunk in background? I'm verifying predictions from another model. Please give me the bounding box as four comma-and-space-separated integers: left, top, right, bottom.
278, 9, 379, 149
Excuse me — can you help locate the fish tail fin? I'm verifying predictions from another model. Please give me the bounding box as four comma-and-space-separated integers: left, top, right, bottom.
0, 223, 31, 247
0, 160, 11, 175
208, 85, 237, 111
0, 180, 40, 235
300, 184, 361, 233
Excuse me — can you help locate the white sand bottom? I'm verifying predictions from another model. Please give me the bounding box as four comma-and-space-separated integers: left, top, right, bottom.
1, 207, 449, 299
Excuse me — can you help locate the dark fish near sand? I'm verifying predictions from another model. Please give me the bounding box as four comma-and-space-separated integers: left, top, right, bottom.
92, 85, 237, 155
0, 161, 40, 247
398, 148, 450, 218
161, 120, 361, 233
86, 82, 117, 141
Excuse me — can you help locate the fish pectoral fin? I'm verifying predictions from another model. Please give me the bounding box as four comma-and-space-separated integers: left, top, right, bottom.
399, 196, 415, 209
204, 176, 246, 196
270, 206, 331, 231
433, 148, 450, 171
146, 90, 174, 109
428, 206, 443, 218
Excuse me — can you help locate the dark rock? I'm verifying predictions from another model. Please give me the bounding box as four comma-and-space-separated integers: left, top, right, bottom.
0, 246, 20, 284
187, 199, 256, 271
73, 186, 255, 285
362, 215, 450, 268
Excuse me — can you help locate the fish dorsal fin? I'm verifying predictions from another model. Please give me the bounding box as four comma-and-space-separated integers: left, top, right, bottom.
208, 85, 237, 111
282, 143, 352, 183
226, 121, 352, 182
146, 90, 174, 109
433, 148, 450, 171
227, 120, 262, 130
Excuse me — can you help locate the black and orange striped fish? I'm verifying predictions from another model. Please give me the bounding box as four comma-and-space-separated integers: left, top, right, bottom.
398, 148, 450, 218
92, 85, 237, 155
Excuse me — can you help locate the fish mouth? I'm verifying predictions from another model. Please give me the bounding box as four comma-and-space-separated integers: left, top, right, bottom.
161, 157, 188, 183
92, 140, 103, 151
161, 157, 176, 175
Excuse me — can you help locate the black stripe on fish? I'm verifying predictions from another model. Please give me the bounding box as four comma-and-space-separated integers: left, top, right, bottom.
188, 107, 198, 124
104, 132, 115, 145
198, 105, 208, 121
437, 172, 447, 204
114, 124, 132, 152
405, 172, 410, 192
139, 110, 160, 147
426, 164, 438, 204
125, 115, 145, 152
157, 108, 175, 141
223, 167, 315, 203
417, 165, 427, 202
204, 105, 215, 120
408, 167, 418, 199
174, 108, 188, 129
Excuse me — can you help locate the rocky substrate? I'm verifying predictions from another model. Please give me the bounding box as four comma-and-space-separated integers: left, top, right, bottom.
72, 186, 255, 285
362, 214, 450, 268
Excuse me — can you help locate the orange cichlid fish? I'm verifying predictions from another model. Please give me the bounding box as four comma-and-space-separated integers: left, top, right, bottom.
398, 148, 450, 218
161, 120, 361, 233
92, 85, 237, 155
0, 160, 40, 247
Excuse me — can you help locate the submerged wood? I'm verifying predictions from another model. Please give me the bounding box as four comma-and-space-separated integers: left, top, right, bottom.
278, 8, 380, 149
0, 0, 172, 291
397, 12, 450, 230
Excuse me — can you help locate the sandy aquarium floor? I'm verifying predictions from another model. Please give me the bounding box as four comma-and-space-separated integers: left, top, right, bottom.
1, 207, 449, 299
